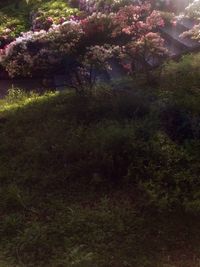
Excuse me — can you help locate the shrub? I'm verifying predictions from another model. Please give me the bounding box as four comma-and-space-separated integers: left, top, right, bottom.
1, 21, 84, 77
0, 1, 167, 86
127, 132, 200, 210
161, 53, 200, 92
159, 54, 200, 142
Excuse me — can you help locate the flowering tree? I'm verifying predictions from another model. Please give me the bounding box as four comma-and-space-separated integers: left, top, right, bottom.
111, 3, 167, 80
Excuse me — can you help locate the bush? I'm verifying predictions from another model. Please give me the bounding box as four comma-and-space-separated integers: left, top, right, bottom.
161, 53, 200, 92
127, 132, 200, 210
159, 53, 200, 141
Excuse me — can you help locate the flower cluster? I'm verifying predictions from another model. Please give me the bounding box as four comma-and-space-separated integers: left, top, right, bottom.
185, 0, 200, 19
81, 12, 115, 43
83, 44, 121, 70
76, 0, 132, 14
180, 1, 200, 42
112, 3, 165, 38
181, 23, 200, 41
2, 21, 84, 77
75, 0, 178, 13
126, 32, 167, 61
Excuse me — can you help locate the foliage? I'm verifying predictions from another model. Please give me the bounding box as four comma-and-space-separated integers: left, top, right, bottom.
30, 0, 78, 31
159, 53, 200, 143
161, 53, 200, 91
0, 2, 30, 43
159, 10, 176, 25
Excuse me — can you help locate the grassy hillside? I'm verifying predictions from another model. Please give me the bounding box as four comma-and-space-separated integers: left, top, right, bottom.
0, 53, 200, 266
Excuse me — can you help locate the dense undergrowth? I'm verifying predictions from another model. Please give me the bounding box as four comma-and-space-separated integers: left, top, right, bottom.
0, 52, 200, 266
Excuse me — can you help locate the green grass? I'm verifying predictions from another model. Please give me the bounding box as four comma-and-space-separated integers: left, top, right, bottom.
0, 84, 200, 266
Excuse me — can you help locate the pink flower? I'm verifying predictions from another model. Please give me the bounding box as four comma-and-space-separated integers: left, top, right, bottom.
171, 20, 177, 27
122, 63, 131, 71
59, 17, 66, 24
46, 17, 53, 23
